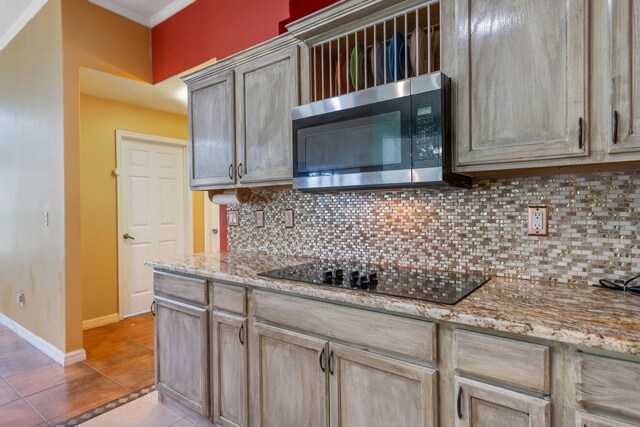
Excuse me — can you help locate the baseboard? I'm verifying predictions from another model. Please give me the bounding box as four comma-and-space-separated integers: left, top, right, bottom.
0, 312, 87, 366
82, 313, 121, 330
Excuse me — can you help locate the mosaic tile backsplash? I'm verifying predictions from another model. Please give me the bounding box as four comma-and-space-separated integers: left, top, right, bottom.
227, 170, 640, 284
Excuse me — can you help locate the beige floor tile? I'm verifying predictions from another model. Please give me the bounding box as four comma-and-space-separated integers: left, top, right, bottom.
79, 392, 183, 427
169, 419, 197, 427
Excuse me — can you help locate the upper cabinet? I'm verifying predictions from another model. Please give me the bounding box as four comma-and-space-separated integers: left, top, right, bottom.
609, 0, 640, 155
452, 0, 588, 168
184, 35, 299, 191
235, 46, 297, 185
189, 71, 235, 189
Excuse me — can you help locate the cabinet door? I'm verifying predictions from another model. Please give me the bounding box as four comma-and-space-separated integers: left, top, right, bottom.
254, 323, 328, 427
212, 312, 247, 427
155, 297, 210, 417
328, 343, 437, 427
610, 0, 640, 154
577, 411, 639, 427
455, 377, 550, 427
189, 70, 235, 188
235, 45, 297, 185
454, 0, 588, 167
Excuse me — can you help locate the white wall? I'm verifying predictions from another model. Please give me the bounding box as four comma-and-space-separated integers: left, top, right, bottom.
0, 0, 67, 351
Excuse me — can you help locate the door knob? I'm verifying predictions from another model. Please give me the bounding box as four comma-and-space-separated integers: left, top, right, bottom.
212, 228, 219, 234
123, 233, 135, 240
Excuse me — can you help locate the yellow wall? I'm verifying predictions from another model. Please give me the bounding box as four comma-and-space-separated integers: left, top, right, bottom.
0, 1, 67, 351
80, 94, 203, 322
62, 0, 154, 350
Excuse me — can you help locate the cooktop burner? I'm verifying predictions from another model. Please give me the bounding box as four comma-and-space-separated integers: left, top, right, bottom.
258, 260, 490, 305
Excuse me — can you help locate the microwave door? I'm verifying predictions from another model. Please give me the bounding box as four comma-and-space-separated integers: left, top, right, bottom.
293, 94, 412, 190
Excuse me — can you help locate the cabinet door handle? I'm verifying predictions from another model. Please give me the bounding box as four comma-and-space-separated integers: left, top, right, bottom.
238, 163, 243, 179
328, 350, 335, 375
613, 110, 619, 144
578, 117, 583, 149
228, 164, 234, 180
150, 300, 156, 317
238, 324, 244, 345
457, 386, 463, 419
319, 348, 326, 372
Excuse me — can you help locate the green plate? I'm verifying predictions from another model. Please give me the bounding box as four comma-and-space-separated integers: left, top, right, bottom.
349, 43, 365, 91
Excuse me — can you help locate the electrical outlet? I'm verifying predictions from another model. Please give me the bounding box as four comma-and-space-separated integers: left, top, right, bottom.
528, 206, 548, 236
16, 292, 25, 307
284, 209, 294, 228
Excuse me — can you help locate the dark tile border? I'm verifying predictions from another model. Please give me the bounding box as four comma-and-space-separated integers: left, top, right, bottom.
53, 384, 156, 426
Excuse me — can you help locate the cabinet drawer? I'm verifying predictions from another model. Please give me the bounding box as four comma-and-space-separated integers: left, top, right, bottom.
154, 271, 208, 306
576, 353, 640, 420
212, 282, 246, 315
577, 411, 639, 427
453, 330, 550, 394
253, 290, 437, 362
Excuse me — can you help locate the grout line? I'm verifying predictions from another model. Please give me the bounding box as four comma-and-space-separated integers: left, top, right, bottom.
22, 396, 48, 426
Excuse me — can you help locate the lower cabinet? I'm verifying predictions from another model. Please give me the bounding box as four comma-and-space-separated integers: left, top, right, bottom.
454, 377, 550, 427
329, 343, 437, 427
155, 297, 210, 418
212, 312, 248, 427
253, 323, 438, 427
254, 323, 329, 427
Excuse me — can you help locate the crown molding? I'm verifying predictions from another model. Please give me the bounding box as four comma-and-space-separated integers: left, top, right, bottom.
0, 0, 48, 51
150, 0, 195, 27
89, 0, 150, 26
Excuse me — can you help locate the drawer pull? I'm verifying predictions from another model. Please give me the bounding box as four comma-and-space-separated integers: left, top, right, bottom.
238, 324, 245, 345
328, 350, 335, 375
150, 300, 156, 316
457, 387, 463, 419
319, 348, 326, 372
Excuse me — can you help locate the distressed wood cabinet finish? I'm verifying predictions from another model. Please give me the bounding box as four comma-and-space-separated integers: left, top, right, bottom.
576, 353, 640, 420
154, 271, 209, 306
183, 35, 299, 191
453, 330, 550, 394
455, 377, 550, 427
253, 289, 437, 363
329, 343, 438, 427
235, 46, 297, 185
609, 0, 640, 155
453, 0, 588, 167
577, 412, 640, 427
213, 282, 247, 315
188, 71, 235, 189
212, 312, 247, 427
253, 323, 329, 427
155, 297, 210, 418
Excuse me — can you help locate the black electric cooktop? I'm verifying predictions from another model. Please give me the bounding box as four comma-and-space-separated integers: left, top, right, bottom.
258, 260, 490, 305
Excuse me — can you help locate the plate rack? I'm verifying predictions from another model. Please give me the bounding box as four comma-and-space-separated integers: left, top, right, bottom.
310, 1, 441, 102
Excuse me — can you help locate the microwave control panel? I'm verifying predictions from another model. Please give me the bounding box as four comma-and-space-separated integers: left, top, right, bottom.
412, 89, 442, 167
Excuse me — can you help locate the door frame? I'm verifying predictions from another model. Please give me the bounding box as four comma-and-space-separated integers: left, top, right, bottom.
115, 130, 192, 318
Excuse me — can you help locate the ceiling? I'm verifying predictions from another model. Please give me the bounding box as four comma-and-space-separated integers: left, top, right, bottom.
0, 0, 47, 51
80, 68, 188, 115
88, 0, 196, 27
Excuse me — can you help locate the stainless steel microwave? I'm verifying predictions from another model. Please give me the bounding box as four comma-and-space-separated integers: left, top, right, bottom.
291, 72, 470, 191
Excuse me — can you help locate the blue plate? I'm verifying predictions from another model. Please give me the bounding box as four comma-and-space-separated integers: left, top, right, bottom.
388, 32, 406, 81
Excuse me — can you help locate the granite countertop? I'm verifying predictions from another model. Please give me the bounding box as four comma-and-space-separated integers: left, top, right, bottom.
145, 251, 640, 356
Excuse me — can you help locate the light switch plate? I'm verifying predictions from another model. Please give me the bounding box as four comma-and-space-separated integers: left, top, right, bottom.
528, 206, 548, 236
284, 209, 294, 228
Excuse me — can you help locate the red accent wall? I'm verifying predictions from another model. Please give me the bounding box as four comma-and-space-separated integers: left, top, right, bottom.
219, 205, 228, 253
152, 0, 339, 82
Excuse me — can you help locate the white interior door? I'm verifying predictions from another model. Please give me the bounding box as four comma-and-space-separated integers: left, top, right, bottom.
204, 196, 221, 252
117, 131, 190, 317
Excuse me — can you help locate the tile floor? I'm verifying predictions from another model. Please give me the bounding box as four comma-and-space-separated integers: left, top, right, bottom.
78, 392, 195, 427
0, 313, 155, 426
